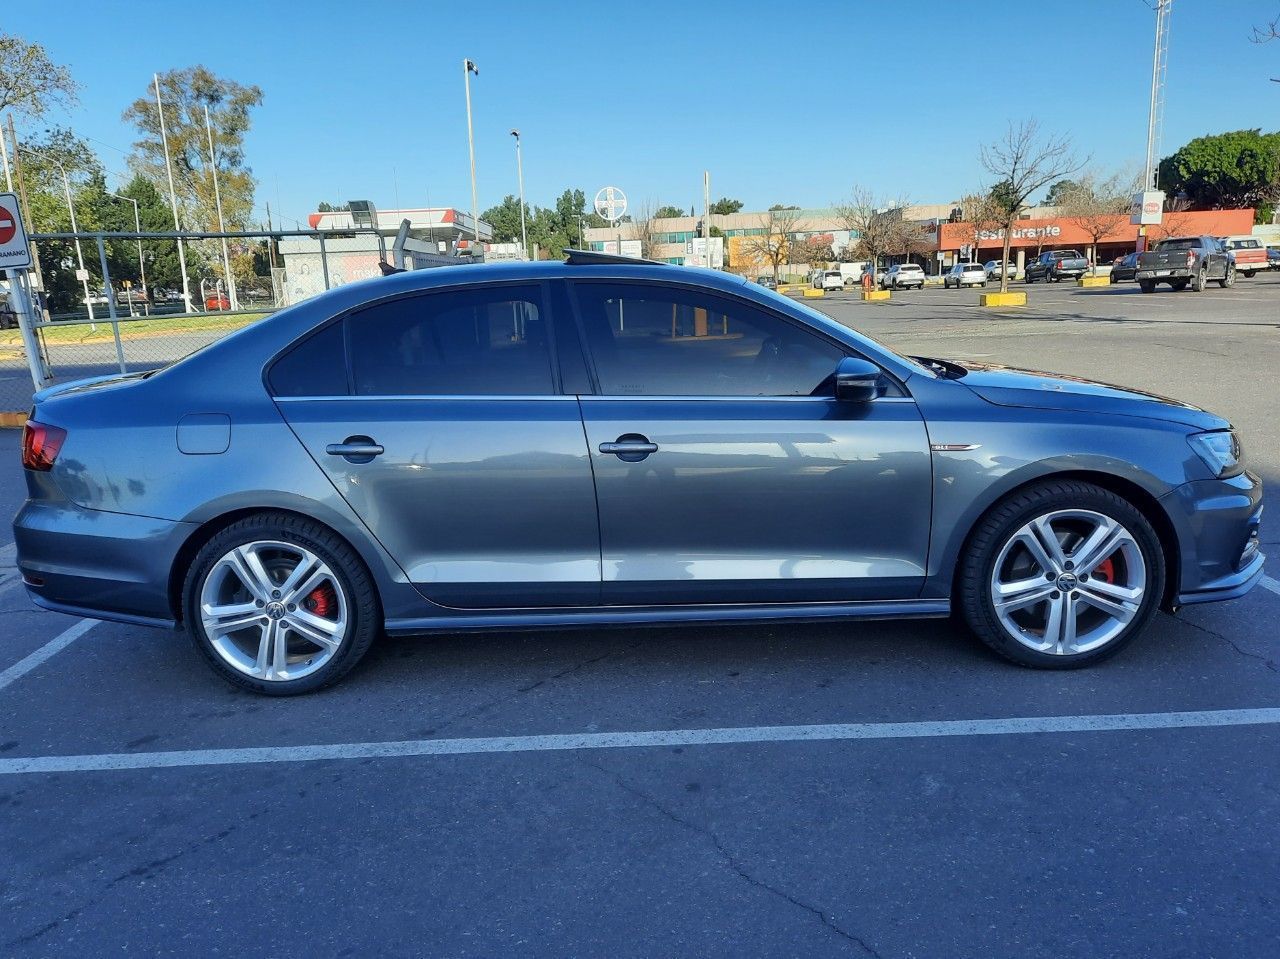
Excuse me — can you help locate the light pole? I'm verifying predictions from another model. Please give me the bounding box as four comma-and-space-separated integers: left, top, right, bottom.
107, 192, 148, 317
510, 129, 528, 260
463, 58, 481, 258
204, 104, 237, 311
20, 148, 94, 321
154, 73, 192, 312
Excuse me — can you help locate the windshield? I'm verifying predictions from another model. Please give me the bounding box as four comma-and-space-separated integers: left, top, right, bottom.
1227, 239, 1260, 249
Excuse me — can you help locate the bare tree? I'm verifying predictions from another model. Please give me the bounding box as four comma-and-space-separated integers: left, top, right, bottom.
739, 207, 803, 282
1061, 170, 1138, 273
979, 120, 1083, 292
630, 200, 665, 260
833, 187, 911, 277
959, 191, 1006, 265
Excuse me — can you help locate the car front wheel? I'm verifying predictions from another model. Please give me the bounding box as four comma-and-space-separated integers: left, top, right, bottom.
184, 513, 381, 694
959, 481, 1164, 669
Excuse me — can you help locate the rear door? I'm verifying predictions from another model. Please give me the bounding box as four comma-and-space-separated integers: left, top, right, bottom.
271, 281, 601, 608
567, 279, 932, 606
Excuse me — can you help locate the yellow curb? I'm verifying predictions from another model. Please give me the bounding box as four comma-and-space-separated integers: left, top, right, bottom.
861, 290, 891, 301
1077, 275, 1109, 288
802, 288, 825, 298
979, 291, 1027, 307
0, 411, 28, 428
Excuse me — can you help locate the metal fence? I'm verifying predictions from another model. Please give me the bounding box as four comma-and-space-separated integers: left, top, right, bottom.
1, 227, 395, 412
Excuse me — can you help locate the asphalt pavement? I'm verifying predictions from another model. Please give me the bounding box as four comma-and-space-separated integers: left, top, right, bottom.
1, 274, 1278, 958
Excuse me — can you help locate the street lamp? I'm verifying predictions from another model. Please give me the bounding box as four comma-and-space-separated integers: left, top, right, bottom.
19, 148, 94, 321
463, 58, 481, 258
107, 192, 148, 317
510, 129, 528, 260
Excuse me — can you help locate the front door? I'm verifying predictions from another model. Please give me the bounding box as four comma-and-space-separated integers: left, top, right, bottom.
272, 282, 600, 608
568, 280, 932, 606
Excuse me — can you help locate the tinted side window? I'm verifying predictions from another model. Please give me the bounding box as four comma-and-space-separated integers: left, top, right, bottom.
347, 285, 553, 396
269, 321, 348, 397
571, 282, 843, 397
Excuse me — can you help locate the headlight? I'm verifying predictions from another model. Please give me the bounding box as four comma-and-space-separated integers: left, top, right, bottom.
1187, 430, 1243, 478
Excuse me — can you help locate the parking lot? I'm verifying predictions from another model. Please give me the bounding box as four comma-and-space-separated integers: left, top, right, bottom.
2, 275, 1279, 957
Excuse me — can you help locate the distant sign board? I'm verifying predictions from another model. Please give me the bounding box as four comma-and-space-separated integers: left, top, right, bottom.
1131, 190, 1165, 226
594, 186, 628, 224
600, 239, 642, 257
0, 193, 32, 270
685, 236, 724, 269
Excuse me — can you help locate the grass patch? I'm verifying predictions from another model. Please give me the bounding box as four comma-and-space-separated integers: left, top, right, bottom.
0, 312, 269, 350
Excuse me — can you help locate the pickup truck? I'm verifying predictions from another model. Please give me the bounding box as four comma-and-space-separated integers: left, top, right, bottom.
1221, 236, 1267, 278
1023, 249, 1089, 283
1135, 236, 1234, 293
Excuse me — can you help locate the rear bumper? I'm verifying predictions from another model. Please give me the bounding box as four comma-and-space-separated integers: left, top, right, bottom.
1136, 268, 1192, 280
1160, 471, 1265, 607
14, 499, 193, 628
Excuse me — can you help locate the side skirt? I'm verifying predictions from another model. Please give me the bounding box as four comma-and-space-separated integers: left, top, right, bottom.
385, 598, 951, 636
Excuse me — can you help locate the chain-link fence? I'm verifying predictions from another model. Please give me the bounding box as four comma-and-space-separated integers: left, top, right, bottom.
1, 227, 392, 412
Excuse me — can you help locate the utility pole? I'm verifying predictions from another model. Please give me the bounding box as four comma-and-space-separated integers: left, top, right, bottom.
108, 193, 148, 316
204, 104, 237, 310
463, 59, 480, 258
20, 149, 94, 322
155, 73, 192, 312
702, 171, 711, 268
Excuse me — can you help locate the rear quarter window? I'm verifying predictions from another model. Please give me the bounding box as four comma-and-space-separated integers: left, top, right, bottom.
268, 322, 348, 397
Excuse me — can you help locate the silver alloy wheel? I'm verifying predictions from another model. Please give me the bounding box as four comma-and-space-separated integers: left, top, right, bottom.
989, 509, 1146, 656
199, 540, 348, 682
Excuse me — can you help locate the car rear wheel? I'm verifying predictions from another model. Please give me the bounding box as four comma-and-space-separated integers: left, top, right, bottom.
1191, 267, 1207, 292
1219, 264, 1236, 288
184, 513, 380, 695
1138, 280, 1155, 293
959, 481, 1164, 669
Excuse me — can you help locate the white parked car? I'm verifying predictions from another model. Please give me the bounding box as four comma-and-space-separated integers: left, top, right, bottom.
880, 264, 925, 289
944, 262, 988, 288
983, 260, 1015, 282
820, 269, 844, 291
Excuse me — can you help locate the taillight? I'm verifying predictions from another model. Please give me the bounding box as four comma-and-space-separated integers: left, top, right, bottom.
21, 420, 66, 471
1186, 250, 1195, 268
1056, 259, 1065, 269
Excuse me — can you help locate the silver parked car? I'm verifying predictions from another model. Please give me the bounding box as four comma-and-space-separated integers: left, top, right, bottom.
984, 260, 1015, 282
880, 264, 925, 290
944, 262, 988, 288
15, 251, 1265, 694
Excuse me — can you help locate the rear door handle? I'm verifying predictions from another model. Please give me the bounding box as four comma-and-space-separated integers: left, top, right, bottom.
599, 434, 658, 461
326, 436, 384, 463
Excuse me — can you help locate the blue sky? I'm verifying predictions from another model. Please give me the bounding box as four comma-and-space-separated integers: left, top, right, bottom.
8, 0, 1280, 227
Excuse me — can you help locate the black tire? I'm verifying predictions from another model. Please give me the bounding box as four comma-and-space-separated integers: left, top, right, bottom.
1171, 278, 1189, 291
1191, 268, 1206, 292
959, 480, 1166, 669
1219, 264, 1235, 289
1243, 271, 1254, 279
182, 512, 381, 695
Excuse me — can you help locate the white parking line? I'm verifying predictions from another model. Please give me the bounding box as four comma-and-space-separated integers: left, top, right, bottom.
3, 707, 1279, 776
1260, 575, 1280, 598
0, 618, 99, 693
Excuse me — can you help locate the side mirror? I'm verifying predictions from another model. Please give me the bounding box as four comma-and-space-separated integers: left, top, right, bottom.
834, 356, 882, 403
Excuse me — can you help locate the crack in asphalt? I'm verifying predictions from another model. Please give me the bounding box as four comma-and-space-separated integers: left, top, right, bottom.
418, 639, 644, 739
1179, 617, 1278, 674
582, 758, 882, 958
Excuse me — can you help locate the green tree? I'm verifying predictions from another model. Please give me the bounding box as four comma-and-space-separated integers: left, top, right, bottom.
768, 203, 800, 211
710, 197, 743, 215
316, 201, 350, 212
654, 205, 685, 219
0, 32, 79, 119
122, 66, 264, 231
480, 195, 529, 243
1043, 178, 1078, 205
1158, 129, 1280, 222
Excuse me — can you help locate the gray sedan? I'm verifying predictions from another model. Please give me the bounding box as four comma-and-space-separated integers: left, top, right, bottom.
14, 252, 1265, 694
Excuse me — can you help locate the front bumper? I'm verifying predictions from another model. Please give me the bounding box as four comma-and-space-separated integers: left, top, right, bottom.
14, 499, 194, 628
1160, 471, 1265, 607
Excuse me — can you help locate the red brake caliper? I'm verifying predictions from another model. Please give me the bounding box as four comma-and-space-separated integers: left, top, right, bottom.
1095, 557, 1116, 585
305, 583, 338, 618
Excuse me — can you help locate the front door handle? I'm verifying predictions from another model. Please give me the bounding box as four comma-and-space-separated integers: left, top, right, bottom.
599, 434, 658, 462
326, 436, 384, 463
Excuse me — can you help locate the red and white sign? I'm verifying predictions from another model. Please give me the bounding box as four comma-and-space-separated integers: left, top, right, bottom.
0, 194, 32, 270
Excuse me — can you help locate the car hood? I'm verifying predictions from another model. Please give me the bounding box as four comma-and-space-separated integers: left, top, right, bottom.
946, 360, 1228, 430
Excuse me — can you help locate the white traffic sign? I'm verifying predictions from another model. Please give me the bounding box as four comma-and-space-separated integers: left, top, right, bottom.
594, 186, 628, 224
0, 193, 32, 270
